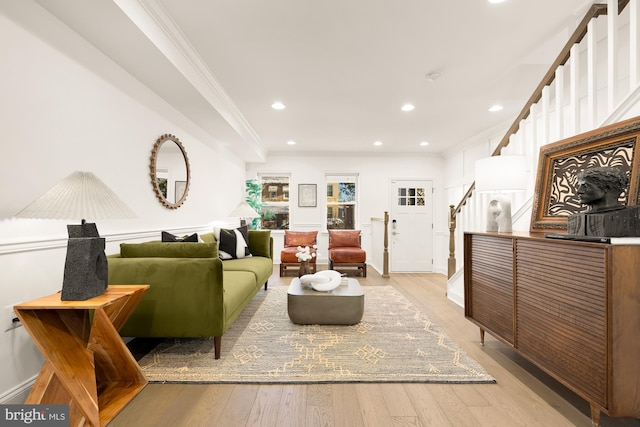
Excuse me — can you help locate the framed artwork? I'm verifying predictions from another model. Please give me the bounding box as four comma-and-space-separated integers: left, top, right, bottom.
530, 116, 640, 232
175, 180, 187, 202
298, 184, 317, 207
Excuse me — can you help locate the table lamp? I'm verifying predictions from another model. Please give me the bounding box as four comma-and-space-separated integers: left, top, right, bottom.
229, 201, 260, 227
474, 155, 527, 233
15, 171, 136, 300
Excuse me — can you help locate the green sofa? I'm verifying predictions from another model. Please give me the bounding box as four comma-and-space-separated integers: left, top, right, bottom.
107, 230, 273, 359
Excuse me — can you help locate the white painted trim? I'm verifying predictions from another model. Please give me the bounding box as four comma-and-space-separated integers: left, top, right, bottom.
0, 225, 214, 255
112, 0, 266, 160
446, 268, 465, 308
0, 376, 36, 404
601, 81, 640, 125
513, 196, 533, 224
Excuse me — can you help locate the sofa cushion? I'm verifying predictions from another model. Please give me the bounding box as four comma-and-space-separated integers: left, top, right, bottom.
222, 256, 273, 286
284, 231, 317, 247
329, 247, 366, 263
328, 230, 361, 248
215, 226, 252, 259
161, 231, 199, 242
120, 242, 217, 258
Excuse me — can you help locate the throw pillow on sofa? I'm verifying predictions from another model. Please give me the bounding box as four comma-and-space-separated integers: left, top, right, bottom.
161, 231, 199, 242
214, 225, 252, 259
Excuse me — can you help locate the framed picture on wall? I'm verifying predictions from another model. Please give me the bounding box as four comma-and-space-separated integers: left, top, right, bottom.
298, 184, 317, 207
175, 181, 187, 202
530, 115, 640, 232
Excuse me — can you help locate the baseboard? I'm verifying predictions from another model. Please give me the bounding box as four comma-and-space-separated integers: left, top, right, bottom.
447, 286, 464, 308
0, 376, 35, 404
446, 269, 465, 308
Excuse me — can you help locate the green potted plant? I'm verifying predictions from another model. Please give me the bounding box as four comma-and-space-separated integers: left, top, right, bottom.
244, 179, 263, 229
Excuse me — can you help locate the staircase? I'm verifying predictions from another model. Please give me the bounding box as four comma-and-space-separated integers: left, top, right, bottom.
447, 0, 640, 306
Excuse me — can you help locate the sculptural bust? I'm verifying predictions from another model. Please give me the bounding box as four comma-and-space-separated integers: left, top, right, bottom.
567, 166, 640, 237
574, 166, 628, 212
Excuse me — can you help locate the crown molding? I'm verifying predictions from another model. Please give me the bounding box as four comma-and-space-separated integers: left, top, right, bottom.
113, 0, 266, 161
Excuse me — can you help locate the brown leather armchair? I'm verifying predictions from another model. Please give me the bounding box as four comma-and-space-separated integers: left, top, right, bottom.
328, 230, 366, 277
280, 231, 318, 276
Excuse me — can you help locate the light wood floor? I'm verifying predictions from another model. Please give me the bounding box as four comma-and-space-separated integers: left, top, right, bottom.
110, 267, 640, 427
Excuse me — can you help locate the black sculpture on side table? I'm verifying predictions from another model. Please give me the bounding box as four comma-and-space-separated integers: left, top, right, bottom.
567, 166, 640, 237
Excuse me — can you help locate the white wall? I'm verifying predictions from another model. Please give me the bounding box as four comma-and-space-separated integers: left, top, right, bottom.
247, 152, 447, 274
0, 3, 246, 401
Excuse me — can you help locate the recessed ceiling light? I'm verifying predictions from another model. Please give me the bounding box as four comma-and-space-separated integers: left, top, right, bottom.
287, 140, 296, 145
420, 141, 429, 146
271, 102, 286, 110
489, 104, 504, 112
488, 0, 507, 3
401, 104, 415, 112
425, 71, 441, 82
374, 141, 383, 146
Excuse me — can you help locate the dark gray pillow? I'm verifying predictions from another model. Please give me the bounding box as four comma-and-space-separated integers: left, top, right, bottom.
161, 231, 199, 242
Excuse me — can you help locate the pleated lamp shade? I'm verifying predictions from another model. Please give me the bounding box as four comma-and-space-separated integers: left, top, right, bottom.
229, 201, 260, 218
15, 171, 136, 221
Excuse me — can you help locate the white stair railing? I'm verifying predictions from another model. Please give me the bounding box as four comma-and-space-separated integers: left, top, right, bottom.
447, 0, 640, 302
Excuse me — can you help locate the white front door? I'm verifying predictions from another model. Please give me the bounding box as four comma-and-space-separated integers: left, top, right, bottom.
390, 180, 433, 272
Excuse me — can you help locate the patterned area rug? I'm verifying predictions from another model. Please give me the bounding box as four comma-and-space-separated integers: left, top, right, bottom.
138, 285, 495, 384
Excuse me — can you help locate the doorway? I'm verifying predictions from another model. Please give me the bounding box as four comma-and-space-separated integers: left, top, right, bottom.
390, 179, 433, 272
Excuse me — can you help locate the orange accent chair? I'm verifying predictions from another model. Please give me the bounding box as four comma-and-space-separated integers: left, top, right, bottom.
280, 231, 318, 276
328, 230, 367, 277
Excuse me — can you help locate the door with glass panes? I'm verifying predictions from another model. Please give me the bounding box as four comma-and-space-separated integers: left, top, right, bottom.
390, 180, 433, 272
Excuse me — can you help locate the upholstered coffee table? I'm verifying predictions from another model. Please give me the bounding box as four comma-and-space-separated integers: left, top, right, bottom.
287, 277, 364, 325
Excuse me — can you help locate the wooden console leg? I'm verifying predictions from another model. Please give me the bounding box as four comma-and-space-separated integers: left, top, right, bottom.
590, 404, 601, 427
480, 328, 485, 346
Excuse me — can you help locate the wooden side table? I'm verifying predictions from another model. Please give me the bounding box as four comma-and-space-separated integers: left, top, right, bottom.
14, 285, 150, 427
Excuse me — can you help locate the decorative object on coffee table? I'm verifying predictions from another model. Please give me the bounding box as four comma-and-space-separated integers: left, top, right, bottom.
15, 171, 136, 300
280, 231, 318, 276
300, 269, 342, 292
298, 260, 312, 277
295, 245, 316, 277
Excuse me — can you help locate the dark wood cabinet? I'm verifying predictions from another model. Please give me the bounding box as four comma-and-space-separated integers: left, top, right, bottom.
464, 232, 640, 426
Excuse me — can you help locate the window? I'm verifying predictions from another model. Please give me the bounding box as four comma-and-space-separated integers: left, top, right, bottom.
326, 174, 358, 229
397, 187, 426, 206
259, 175, 290, 229
326, 184, 334, 198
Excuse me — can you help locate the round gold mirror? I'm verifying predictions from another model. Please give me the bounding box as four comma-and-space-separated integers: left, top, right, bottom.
150, 134, 190, 209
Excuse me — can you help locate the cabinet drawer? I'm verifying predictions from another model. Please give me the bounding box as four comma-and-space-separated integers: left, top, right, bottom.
515, 239, 607, 406
465, 235, 514, 344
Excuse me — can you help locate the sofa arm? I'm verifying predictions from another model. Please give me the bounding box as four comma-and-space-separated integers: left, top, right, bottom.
108, 256, 225, 337
248, 230, 273, 259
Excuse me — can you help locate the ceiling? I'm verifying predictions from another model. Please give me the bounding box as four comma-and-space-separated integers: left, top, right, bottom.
31, 0, 594, 162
